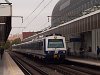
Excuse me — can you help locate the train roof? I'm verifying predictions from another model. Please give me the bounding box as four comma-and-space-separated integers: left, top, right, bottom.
12, 36, 45, 46
12, 35, 65, 47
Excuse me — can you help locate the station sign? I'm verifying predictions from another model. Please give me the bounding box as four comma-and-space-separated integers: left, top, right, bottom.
70, 38, 81, 42
0, 4, 12, 16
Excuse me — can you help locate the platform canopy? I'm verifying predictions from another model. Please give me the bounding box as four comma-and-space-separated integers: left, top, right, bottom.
22, 9, 100, 42
0, 3, 12, 44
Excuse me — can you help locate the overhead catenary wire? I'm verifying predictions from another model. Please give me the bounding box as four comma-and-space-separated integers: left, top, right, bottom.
24, 0, 53, 30
11, 0, 45, 34
40, 21, 49, 30
23, 0, 45, 22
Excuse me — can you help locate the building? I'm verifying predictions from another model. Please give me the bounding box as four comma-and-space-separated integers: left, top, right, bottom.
50, 0, 100, 57
8, 31, 41, 41
22, 31, 41, 39
52, 0, 100, 27
18, 0, 100, 58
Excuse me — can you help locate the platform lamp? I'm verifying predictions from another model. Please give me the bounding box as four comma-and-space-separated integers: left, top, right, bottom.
47, 16, 68, 25
47, 16, 61, 22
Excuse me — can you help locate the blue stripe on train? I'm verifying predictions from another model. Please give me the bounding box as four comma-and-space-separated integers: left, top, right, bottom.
45, 51, 65, 54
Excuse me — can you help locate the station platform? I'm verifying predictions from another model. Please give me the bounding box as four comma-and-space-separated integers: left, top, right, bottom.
66, 56, 100, 67
0, 51, 24, 75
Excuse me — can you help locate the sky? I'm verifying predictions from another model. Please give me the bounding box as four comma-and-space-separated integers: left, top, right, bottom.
1, 0, 59, 35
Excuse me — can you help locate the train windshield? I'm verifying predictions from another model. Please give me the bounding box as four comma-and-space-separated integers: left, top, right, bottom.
48, 39, 64, 48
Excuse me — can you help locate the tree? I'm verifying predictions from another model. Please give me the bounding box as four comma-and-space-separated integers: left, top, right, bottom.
4, 40, 11, 49
11, 38, 21, 45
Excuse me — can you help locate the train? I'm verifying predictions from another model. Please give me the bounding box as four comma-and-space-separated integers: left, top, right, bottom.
12, 35, 67, 61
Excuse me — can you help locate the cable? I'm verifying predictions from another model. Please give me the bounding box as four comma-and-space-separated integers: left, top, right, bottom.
24, 0, 53, 30
40, 21, 49, 30
24, 0, 45, 22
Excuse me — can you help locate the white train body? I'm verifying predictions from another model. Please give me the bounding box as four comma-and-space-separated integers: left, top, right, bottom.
12, 35, 66, 60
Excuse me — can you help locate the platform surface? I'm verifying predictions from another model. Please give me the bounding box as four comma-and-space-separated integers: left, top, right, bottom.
66, 56, 100, 66
0, 52, 24, 75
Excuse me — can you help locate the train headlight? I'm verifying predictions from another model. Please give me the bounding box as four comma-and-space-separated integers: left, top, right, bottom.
47, 51, 50, 53
63, 51, 66, 53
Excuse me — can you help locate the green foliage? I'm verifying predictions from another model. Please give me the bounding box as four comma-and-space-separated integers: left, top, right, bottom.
4, 40, 11, 49
1, 38, 21, 50
11, 38, 21, 45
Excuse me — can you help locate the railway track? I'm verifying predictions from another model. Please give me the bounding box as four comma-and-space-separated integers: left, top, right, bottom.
46, 65, 89, 75
10, 53, 48, 75
9, 52, 62, 75
60, 64, 100, 75
12, 56, 37, 75
9, 52, 100, 75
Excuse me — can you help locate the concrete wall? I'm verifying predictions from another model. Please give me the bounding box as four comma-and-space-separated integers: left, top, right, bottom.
67, 34, 81, 55
65, 29, 100, 58
92, 29, 100, 57
84, 32, 92, 50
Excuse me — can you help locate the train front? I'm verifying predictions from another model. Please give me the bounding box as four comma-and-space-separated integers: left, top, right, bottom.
45, 35, 66, 60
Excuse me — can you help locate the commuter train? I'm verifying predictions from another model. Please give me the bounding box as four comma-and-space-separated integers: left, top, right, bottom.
12, 35, 67, 60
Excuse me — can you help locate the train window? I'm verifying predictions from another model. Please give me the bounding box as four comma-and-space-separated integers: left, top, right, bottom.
31, 41, 43, 50
39, 42, 43, 50
48, 39, 64, 48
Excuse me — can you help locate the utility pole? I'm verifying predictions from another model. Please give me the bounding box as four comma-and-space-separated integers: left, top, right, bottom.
12, 16, 24, 35
5, 0, 10, 3
12, 16, 23, 23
